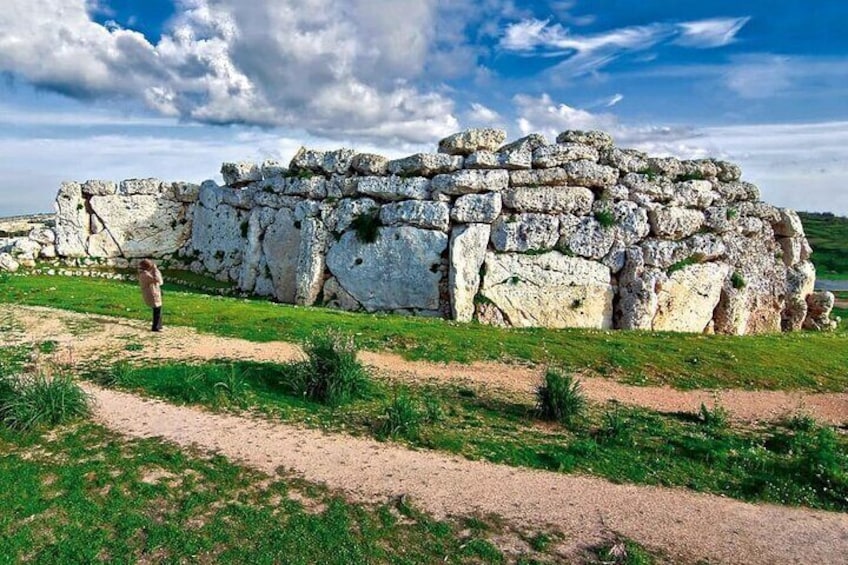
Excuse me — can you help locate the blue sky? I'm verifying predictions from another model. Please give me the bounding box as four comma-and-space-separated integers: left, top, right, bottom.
1, 0, 846, 216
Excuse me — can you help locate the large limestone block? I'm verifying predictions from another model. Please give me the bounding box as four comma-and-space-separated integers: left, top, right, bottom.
81, 180, 117, 196
671, 180, 718, 209
804, 291, 837, 331
262, 208, 301, 303
679, 159, 719, 181
351, 153, 389, 176
221, 186, 256, 210
451, 193, 502, 223
608, 201, 650, 245
653, 263, 731, 333
622, 173, 675, 204
601, 148, 649, 173
502, 185, 593, 215
617, 247, 665, 330
774, 209, 805, 237
285, 177, 327, 199
322, 277, 361, 311
358, 176, 430, 201
380, 201, 450, 231
449, 224, 490, 322
499, 133, 548, 153
221, 162, 261, 187
559, 217, 615, 260
0, 253, 19, 272
171, 182, 200, 203
464, 150, 531, 170
555, 130, 614, 150
532, 143, 599, 168
28, 227, 55, 246
295, 218, 327, 306
438, 129, 507, 156
782, 261, 816, 331
89, 194, 192, 258
238, 207, 276, 293
648, 207, 705, 240
431, 170, 509, 196
289, 147, 355, 175
491, 213, 559, 252
647, 156, 683, 178
713, 160, 742, 182
327, 175, 359, 199
480, 251, 613, 329
387, 154, 463, 177
714, 285, 752, 336
326, 227, 448, 312
509, 162, 617, 189
261, 160, 287, 179
715, 181, 759, 202
325, 198, 379, 233
54, 181, 88, 257
321, 149, 356, 175
120, 178, 165, 195
191, 194, 248, 274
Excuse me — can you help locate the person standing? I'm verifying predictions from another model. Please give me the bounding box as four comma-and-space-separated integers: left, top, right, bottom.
138, 259, 164, 332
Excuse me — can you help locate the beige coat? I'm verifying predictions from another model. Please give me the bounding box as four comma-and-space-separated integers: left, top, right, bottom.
139, 266, 163, 307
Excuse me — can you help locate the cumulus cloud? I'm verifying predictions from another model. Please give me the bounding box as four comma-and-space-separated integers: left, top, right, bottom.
466, 103, 504, 126
500, 16, 750, 76
0, 0, 477, 143
512, 93, 617, 138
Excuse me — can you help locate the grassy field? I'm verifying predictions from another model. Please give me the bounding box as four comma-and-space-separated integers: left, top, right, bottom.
2, 275, 848, 392
799, 212, 848, 280
0, 344, 659, 564
83, 356, 848, 512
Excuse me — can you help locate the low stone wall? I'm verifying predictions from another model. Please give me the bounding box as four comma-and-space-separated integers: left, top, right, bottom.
4, 128, 836, 333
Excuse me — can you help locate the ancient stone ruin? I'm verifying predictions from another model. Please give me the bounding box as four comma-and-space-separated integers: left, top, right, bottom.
0, 128, 837, 333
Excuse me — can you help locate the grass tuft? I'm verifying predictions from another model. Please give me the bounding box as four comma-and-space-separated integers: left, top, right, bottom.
293, 331, 371, 406
351, 210, 381, 244
0, 373, 90, 432
535, 369, 585, 428
376, 390, 423, 440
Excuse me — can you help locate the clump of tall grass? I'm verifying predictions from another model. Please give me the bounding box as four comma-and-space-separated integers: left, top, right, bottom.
0, 373, 90, 432
535, 369, 586, 428
376, 390, 423, 440
293, 331, 371, 406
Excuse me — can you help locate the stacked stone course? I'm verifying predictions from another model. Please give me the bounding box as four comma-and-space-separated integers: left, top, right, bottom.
9, 128, 835, 333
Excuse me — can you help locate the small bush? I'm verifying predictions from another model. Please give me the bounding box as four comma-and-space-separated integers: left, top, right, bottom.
536, 369, 586, 427
667, 256, 699, 276
294, 331, 370, 406
376, 391, 423, 440
698, 402, 729, 431
596, 406, 629, 444
38, 341, 58, 355
1, 373, 90, 432
351, 210, 381, 244
731, 271, 746, 290
594, 209, 616, 228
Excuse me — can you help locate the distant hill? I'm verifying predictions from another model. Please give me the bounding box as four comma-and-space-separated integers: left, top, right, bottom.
799, 212, 848, 280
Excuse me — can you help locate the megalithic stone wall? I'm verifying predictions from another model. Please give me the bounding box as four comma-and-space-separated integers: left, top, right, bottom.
46, 128, 838, 334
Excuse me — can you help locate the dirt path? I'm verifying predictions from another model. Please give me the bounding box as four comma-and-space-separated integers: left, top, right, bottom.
4, 305, 846, 425
82, 384, 848, 565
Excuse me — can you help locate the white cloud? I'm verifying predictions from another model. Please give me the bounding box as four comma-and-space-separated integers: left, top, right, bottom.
0, 0, 465, 144
606, 93, 624, 107
466, 103, 503, 126
675, 17, 750, 48
512, 93, 617, 138
500, 16, 750, 77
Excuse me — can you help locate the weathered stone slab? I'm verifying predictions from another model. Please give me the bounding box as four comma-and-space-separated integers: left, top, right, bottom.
559, 216, 616, 260
326, 198, 380, 233
386, 153, 463, 177
221, 163, 261, 187
120, 178, 165, 195
503, 186, 593, 215
555, 130, 614, 150
648, 207, 705, 240
451, 193, 502, 223
262, 208, 301, 303
351, 153, 389, 176
532, 143, 599, 168
438, 128, 506, 156
326, 227, 448, 312
449, 224, 490, 322
653, 262, 731, 332
491, 213, 559, 252
295, 218, 327, 306
431, 170, 509, 196
81, 180, 117, 196
358, 176, 430, 201
380, 201, 450, 231
480, 251, 613, 329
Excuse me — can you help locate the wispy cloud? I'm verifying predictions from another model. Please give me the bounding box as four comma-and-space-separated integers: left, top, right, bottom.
499, 16, 750, 76
675, 17, 750, 48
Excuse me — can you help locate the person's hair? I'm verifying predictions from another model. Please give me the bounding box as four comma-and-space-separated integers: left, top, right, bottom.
139, 259, 154, 271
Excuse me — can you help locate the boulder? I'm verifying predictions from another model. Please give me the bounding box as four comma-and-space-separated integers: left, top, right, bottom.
490, 213, 559, 252
646, 157, 683, 179
380, 201, 450, 231
81, 180, 117, 196
804, 291, 837, 331
648, 207, 705, 240
555, 130, 614, 150
120, 178, 165, 195
351, 153, 389, 176
714, 160, 742, 182
464, 150, 532, 171
431, 170, 509, 196
285, 177, 327, 199
498, 133, 548, 154
28, 227, 55, 246
480, 251, 613, 329
616, 247, 665, 330
438, 128, 507, 156
773, 209, 805, 237
561, 160, 619, 189
54, 181, 89, 257
295, 218, 327, 306
326, 198, 380, 233
261, 160, 287, 179
326, 227, 448, 312
262, 208, 301, 302
171, 182, 201, 203
532, 143, 599, 168
0, 252, 19, 272
782, 261, 816, 331
559, 217, 615, 260
653, 262, 731, 332
320, 149, 356, 175
451, 193, 502, 224
679, 159, 719, 181
238, 207, 276, 293
358, 176, 430, 201
670, 180, 718, 208
386, 153, 463, 177
502, 186, 593, 215
601, 148, 649, 174
715, 181, 759, 202
322, 276, 361, 311
326, 175, 359, 199
221, 163, 261, 187
449, 224, 490, 322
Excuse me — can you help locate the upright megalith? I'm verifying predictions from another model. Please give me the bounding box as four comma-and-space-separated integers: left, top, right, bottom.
40, 126, 834, 334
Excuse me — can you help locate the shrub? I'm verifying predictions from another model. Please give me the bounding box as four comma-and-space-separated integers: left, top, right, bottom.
351, 210, 381, 244
596, 406, 629, 444
731, 271, 746, 290
376, 391, 423, 440
1, 373, 90, 432
698, 402, 729, 432
594, 209, 616, 228
535, 369, 586, 427
294, 331, 370, 406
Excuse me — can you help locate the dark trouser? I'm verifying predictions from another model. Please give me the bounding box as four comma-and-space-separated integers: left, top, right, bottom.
152, 306, 163, 331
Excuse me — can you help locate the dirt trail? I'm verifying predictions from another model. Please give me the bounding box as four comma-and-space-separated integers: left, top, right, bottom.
82, 383, 848, 565
4, 305, 846, 425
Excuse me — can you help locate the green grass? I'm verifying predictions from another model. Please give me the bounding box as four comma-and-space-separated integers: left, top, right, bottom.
3, 275, 848, 392
0, 423, 570, 564
0, 373, 91, 432
87, 359, 848, 512
799, 212, 848, 279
